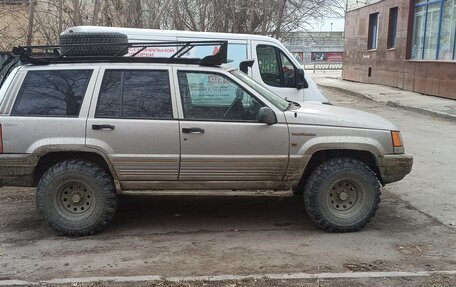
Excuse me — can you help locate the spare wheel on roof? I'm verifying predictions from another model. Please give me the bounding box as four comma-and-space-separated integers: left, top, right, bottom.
59, 31, 129, 56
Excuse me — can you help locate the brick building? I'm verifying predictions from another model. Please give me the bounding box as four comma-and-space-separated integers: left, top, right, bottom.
343, 0, 456, 100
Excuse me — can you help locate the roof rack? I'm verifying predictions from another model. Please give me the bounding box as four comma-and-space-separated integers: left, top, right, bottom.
9, 40, 228, 66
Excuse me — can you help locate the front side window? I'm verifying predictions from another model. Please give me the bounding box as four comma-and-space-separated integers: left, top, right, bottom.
96, 70, 173, 119
388, 7, 398, 49
368, 13, 379, 49
412, 0, 456, 60
231, 70, 289, 111
12, 69, 92, 117
257, 45, 296, 88
177, 71, 264, 121
280, 53, 296, 87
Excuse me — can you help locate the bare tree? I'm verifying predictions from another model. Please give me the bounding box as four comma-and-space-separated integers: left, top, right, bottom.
0, 0, 344, 51
165, 0, 344, 38
26, 0, 36, 45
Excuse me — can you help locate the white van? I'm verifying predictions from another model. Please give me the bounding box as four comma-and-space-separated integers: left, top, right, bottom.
62, 26, 329, 103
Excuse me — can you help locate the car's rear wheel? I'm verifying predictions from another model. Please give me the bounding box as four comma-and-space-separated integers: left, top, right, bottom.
303, 158, 381, 232
36, 159, 117, 236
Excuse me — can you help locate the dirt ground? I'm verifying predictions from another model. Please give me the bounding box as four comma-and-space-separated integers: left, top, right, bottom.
1, 86, 456, 286
1, 187, 456, 286
37, 274, 456, 287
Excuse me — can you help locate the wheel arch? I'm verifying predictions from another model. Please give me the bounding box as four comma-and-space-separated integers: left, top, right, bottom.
295, 149, 382, 193
33, 151, 119, 191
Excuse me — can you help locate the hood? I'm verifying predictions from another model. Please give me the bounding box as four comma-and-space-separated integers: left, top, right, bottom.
285, 102, 397, 130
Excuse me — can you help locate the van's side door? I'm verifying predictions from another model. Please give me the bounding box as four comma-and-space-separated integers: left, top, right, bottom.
251, 41, 303, 102
86, 66, 180, 189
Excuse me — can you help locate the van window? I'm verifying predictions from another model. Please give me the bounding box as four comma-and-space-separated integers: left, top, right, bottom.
11, 69, 92, 117
183, 43, 248, 68
257, 45, 296, 88
96, 70, 172, 119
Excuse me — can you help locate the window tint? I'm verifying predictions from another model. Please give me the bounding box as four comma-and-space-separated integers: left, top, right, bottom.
12, 69, 92, 117
257, 45, 296, 88
388, 7, 398, 49
280, 53, 296, 87
257, 45, 281, 87
412, 0, 456, 60
368, 13, 379, 49
96, 70, 173, 119
438, 0, 456, 60
96, 70, 122, 117
177, 71, 264, 121
181, 43, 248, 68
423, 3, 440, 59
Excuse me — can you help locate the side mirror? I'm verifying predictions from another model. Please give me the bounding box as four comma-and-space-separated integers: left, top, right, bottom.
258, 107, 277, 125
296, 68, 308, 90
239, 59, 255, 74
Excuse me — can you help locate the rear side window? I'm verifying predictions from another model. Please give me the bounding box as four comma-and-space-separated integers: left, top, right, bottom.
11, 70, 92, 117
96, 70, 173, 119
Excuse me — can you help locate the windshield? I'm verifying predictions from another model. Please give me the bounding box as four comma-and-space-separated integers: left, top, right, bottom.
230, 69, 289, 111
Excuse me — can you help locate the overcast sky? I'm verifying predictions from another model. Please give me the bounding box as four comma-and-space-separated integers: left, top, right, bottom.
304, 17, 345, 32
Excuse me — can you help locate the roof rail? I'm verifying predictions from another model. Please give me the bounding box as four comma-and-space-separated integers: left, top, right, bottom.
11, 40, 228, 66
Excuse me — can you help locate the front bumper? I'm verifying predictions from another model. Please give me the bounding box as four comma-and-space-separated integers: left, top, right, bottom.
377, 154, 413, 185
0, 154, 36, 187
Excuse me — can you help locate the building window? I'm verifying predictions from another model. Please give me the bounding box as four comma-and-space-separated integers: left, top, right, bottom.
411, 0, 456, 60
388, 7, 398, 48
368, 13, 379, 50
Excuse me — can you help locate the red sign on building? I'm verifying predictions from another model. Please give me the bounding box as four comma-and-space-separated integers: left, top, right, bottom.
311, 52, 343, 62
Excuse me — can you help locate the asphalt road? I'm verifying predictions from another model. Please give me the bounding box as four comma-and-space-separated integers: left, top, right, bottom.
322, 85, 456, 227
0, 86, 455, 286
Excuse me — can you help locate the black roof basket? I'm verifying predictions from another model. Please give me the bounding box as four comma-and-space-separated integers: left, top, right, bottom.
9, 40, 228, 66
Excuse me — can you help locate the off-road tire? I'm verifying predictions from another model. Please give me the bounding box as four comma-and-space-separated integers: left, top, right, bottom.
303, 158, 381, 232
36, 160, 117, 236
59, 32, 128, 56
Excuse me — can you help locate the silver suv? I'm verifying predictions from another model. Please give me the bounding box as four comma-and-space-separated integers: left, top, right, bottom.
0, 37, 412, 236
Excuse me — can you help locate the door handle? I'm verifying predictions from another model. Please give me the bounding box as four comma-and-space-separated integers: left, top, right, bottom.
92, 124, 115, 130
182, 127, 205, 134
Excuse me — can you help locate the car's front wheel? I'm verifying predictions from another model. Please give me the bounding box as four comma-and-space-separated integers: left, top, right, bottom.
303, 158, 381, 232
36, 159, 117, 236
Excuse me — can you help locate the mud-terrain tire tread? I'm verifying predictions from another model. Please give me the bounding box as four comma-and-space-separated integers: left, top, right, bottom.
303, 157, 381, 233
36, 159, 117, 236
59, 32, 128, 56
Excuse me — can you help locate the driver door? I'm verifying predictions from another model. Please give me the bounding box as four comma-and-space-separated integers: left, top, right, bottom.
174, 68, 289, 189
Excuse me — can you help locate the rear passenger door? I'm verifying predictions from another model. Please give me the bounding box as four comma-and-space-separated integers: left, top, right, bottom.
86, 67, 180, 187
3, 67, 95, 154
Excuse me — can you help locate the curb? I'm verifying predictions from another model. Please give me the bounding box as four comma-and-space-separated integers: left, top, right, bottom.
318, 84, 456, 122
385, 101, 456, 122
1, 270, 456, 286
